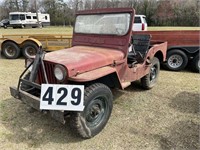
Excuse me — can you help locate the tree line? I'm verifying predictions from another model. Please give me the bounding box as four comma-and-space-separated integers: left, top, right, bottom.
0, 0, 199, 26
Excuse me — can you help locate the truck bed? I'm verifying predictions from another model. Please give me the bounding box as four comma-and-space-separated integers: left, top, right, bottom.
133, 30, 200, 48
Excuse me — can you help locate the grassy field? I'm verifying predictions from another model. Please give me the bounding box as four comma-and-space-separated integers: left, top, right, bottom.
0, 27, 199, 150
0, 26, 73, 37
148, 26, 200, 31
0, 58, 199, 150
0, 26, 200, 37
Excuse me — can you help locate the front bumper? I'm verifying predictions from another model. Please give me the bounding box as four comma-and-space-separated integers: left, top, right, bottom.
10, 86, 66, 124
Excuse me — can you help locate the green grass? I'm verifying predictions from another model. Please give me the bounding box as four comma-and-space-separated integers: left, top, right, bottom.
0, 26, 199, 38
0, 58, 199, 149
148, 26, 200, 31
0, 26, 199, 149
0, 26, 73, 37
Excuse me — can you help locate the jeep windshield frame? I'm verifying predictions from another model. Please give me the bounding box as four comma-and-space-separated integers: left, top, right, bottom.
74, 13, 131, 36
72, 8, 135, 55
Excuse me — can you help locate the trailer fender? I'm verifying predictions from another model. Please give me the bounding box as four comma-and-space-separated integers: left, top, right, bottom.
1, 38, 42, 49
20, 38, 42, 48
21, 39, 42, 58
168, 46, 200, 54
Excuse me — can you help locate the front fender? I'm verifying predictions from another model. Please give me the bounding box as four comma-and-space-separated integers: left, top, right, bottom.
68, 66, 117, 82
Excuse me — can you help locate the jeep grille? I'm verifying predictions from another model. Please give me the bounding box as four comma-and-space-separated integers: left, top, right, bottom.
38, 61, 57, 84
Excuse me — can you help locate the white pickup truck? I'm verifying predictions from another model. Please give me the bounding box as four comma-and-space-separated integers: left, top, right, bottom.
133, 15, 147, 31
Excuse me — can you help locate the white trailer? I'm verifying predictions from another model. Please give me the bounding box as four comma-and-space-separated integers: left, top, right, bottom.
9, 12, 50, 28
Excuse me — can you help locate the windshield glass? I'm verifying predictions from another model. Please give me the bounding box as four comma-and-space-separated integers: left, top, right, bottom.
75, 13, 130, 35
10, 14, 19, 20
10, 14, 25, 20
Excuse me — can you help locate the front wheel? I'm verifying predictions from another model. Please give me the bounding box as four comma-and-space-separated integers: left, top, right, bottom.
69, 83, 113, 139
164, 50, 188, 71
141, 57, 160, 90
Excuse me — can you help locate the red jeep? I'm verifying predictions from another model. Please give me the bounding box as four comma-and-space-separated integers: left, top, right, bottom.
10, 8, 167, 138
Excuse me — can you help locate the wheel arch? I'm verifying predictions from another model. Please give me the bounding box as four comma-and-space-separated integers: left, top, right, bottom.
20, 38, 42, 48
1, 38, 42, 50
1, 39, 19, 50
167, 47, 198, 59
68, 66, 122, 89
154, 50, 164, 62
168, 46, 199, 54
93, 72, 122, 89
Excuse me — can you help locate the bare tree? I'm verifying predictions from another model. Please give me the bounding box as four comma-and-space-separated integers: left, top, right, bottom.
0, 0, 199, 26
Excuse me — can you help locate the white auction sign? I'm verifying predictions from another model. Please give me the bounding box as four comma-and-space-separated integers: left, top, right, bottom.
40, 84, 84, 111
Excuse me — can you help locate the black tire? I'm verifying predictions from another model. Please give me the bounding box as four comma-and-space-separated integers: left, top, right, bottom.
4, 25, 7, 29
141, 57, 160, 90
2, 41, 21, 59
164, 49, 188, 71
22, 42, 39, 58
70, 83, 113, 139
191, 54, 200, 73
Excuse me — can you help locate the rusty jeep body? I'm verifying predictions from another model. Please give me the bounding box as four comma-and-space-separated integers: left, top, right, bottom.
10, 8, 167, 138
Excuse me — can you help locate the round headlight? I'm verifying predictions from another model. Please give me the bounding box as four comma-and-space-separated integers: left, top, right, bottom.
54, 65, 67, 81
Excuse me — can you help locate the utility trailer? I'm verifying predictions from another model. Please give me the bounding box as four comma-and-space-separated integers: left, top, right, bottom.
10, 8, 167, 138
134, 30, 200, 72
0, 34, 72, 59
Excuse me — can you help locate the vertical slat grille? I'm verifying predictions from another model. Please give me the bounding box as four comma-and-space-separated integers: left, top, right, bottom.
38, 61, 57, 84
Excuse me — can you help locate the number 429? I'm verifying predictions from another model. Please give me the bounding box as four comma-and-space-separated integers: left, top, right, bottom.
40, 84, 84, 111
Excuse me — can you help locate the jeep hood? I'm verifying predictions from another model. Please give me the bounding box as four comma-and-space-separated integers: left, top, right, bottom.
44, 46, 124, 77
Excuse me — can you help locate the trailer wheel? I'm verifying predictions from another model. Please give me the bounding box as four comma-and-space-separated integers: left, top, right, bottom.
164, 50, 188, 71
191, 54, 200, 73
22, 42, 39, 58
2, 41, 21, 59
141, 57, 160, 90
70, 83, 113, 139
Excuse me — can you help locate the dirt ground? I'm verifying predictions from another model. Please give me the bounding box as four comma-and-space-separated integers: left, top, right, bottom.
0, 56, 199, 150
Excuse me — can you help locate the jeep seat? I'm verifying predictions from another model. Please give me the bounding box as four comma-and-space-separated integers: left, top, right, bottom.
128, 34, 151, 64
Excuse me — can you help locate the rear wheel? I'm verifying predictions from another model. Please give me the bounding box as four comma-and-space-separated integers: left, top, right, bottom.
141, 57, 160, 90
70, 83, 113, 138
2, 41, 21, 59
22, 42, 39, 58
164, 50, 188, 71
191, 54, 200, 73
